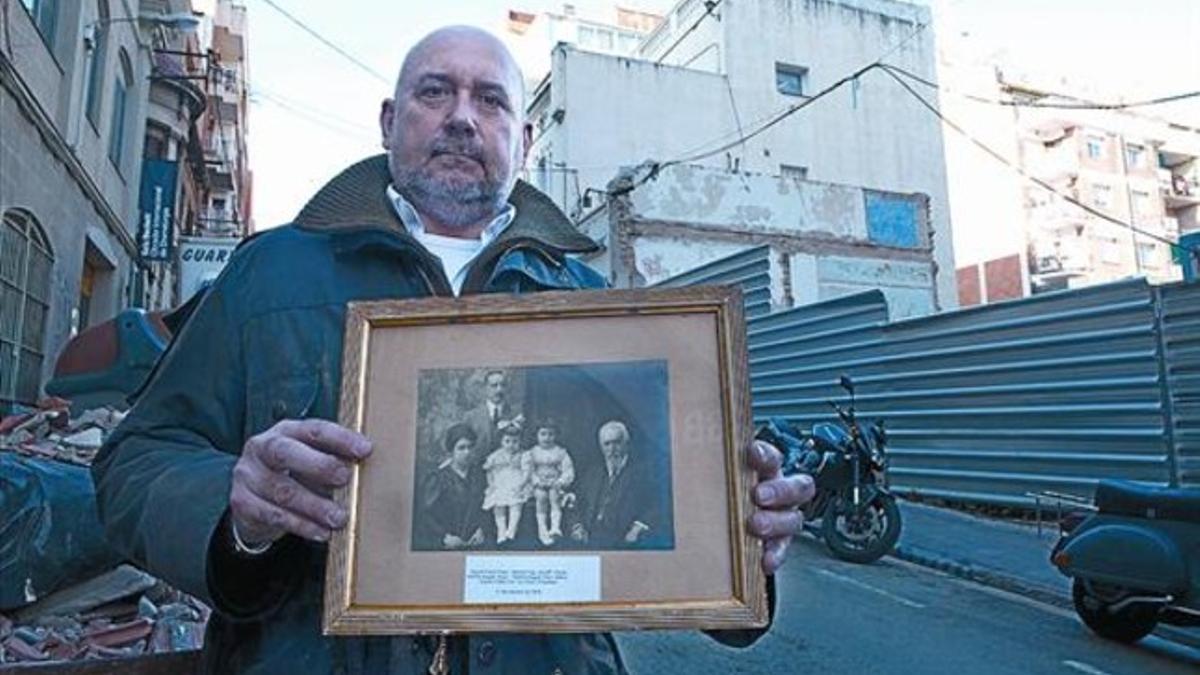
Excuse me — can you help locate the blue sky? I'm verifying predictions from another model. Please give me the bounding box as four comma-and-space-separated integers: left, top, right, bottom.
241, 0, 1199, 229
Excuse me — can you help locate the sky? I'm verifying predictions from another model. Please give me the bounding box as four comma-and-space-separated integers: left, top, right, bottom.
240, 0, 1200, 230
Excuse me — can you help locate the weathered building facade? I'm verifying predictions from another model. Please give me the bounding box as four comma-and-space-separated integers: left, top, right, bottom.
504, 1, 665, 91
1, 0, 150, 408
526, 0, 956, 316
0, 0, 251, 409
942, 60, 1200, 306
586, 163, 938, 318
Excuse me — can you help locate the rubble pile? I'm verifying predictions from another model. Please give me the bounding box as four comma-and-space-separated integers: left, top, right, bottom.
0, 577, 208, 664
0, 402, 209, 665
0, 398, 123, 465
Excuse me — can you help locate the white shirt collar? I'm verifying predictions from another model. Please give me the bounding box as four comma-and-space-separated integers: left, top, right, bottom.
386, 185, 516, 247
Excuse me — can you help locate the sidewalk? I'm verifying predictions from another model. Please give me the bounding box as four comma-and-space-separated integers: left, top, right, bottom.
890, 499, 1200, 649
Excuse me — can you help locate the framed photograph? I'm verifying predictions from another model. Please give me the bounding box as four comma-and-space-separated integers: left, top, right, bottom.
323, 286, 762, 635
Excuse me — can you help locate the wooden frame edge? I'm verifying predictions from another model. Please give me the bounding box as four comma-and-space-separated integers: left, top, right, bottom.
322, 286, 764, 634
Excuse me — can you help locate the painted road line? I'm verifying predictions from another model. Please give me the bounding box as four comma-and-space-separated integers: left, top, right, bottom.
815, 568, 927, 609
1062, 660, 1112, 675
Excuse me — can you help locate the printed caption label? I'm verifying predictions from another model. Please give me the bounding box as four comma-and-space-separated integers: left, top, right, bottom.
463, 556, 601, 604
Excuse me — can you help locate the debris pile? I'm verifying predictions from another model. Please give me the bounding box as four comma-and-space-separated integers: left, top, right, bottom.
0, 567, 208, 663
1, 402, 209, 665
0, 398, 124, 465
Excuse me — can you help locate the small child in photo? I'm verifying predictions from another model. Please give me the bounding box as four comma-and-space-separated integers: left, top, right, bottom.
523, 420, 574, 546
481, 418, 529, 544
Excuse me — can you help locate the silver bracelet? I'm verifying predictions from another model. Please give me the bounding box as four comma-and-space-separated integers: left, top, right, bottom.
231, 520, 274, 556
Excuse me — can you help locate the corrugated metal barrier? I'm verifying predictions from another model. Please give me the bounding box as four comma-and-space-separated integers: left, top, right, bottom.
654, 246, 774, 319
662, 246, 1199, 505
1161, 283, 1200, 487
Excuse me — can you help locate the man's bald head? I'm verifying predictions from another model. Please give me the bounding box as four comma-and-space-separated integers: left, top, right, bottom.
396, 26, 525, 109
380, 26, 531, 237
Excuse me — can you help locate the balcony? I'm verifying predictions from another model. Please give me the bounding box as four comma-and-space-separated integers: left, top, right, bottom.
212, 25, 245, 61
1158, 168, 1200, 209
1030, 237, 1089, 279
197, 208, 239, 236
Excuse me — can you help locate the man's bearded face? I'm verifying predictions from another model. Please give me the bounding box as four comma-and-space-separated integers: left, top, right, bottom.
382, 33, 527, 229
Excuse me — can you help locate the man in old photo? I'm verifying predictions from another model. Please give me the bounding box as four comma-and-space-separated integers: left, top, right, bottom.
93, 25, 814, 674
463, 369, 521, 462
571, 420, 663, 549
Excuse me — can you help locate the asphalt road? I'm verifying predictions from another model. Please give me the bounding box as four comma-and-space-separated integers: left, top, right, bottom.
615, 536, 1200, 675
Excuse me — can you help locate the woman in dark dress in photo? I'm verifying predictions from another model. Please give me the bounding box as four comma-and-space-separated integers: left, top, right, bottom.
418, 423, 486, 550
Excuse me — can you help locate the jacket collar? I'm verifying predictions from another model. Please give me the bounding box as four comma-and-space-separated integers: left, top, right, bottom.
292, 154, 599, 256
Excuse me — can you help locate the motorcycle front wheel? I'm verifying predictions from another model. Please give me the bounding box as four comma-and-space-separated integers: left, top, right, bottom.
821, 492, 902, 564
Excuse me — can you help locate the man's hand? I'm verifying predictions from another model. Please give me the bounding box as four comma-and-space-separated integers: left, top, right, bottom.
747, 440, 815, 575
443, 534, 465, 549
229, 419, 372, 546
570, 523, 588, 543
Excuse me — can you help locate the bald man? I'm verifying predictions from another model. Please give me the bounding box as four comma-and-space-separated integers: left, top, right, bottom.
93, 26, 813, 674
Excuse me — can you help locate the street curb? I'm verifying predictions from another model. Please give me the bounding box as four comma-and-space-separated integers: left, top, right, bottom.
890, 544, 1200, 651
891, 544, 1072, 610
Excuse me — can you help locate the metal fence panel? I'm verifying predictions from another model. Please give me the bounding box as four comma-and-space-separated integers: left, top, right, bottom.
660, 245, 1195, 505
654, 245, 773, 319
1160, 283, 1200, 487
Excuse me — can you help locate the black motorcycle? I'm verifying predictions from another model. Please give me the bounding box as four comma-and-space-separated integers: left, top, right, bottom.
757, 375, 902, 564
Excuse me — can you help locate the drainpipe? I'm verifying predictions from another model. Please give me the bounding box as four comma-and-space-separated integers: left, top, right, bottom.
1119, 136, 1141, 275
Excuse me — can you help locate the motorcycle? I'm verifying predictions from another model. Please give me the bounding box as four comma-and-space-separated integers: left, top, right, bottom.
756, 375, 902, 564
1051, 480, 1200, 643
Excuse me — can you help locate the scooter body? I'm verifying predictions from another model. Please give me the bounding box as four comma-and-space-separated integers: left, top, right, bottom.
1052, 480, 1200, 642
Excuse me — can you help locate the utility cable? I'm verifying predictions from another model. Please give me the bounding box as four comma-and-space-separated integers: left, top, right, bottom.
250, 91, 377, 142
885, 63, 1200, 110
629, 20, 930, 190
256, 0, 391, 85
879, 65, 1195, 253
654, 0, 721, 65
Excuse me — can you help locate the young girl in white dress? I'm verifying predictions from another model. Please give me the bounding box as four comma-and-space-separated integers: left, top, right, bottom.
522, 420, 575, 546
481, 419, 529, 544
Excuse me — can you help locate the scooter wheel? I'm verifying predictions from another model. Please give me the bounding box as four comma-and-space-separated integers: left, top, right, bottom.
1072, 578, 1158, 643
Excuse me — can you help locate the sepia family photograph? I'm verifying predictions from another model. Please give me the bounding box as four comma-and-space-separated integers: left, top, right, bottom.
411, 360, 675, 552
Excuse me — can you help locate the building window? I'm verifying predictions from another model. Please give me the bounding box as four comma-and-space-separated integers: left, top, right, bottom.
776, 63, 809, 97
578, 25, 614, 51
19, 0, 58, 48
1, 209, 55, 408
1136, 242, 1157, 268
1090, 183, 1113, 210
1123, 141, 1142, 166
1099, 238, 1122, 264
781, 164, 808, 181
85, 0, 109, 126
617, 32, 641, 54
108, 49, 133, 168
1131, 189, 1153, 219
143, 122, 170, 160
1085, 135, 1105, 160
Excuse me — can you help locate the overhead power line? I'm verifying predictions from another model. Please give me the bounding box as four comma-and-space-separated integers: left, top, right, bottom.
654, 0, 721, 65
613, 20, 930, 197
878, 65, 1195, 254
256, 0, 391, 85
885, 64, 1200, 111
250, 90, 377, 142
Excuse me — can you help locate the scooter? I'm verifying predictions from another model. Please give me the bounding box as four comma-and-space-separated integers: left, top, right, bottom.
1051, 480, 1200, 643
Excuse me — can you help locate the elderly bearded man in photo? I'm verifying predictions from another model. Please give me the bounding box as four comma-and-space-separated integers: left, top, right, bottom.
571, 421, 663, 549
92, 25, 815, 675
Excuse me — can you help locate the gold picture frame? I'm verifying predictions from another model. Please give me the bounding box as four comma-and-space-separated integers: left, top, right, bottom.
323, 286, 763, 635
